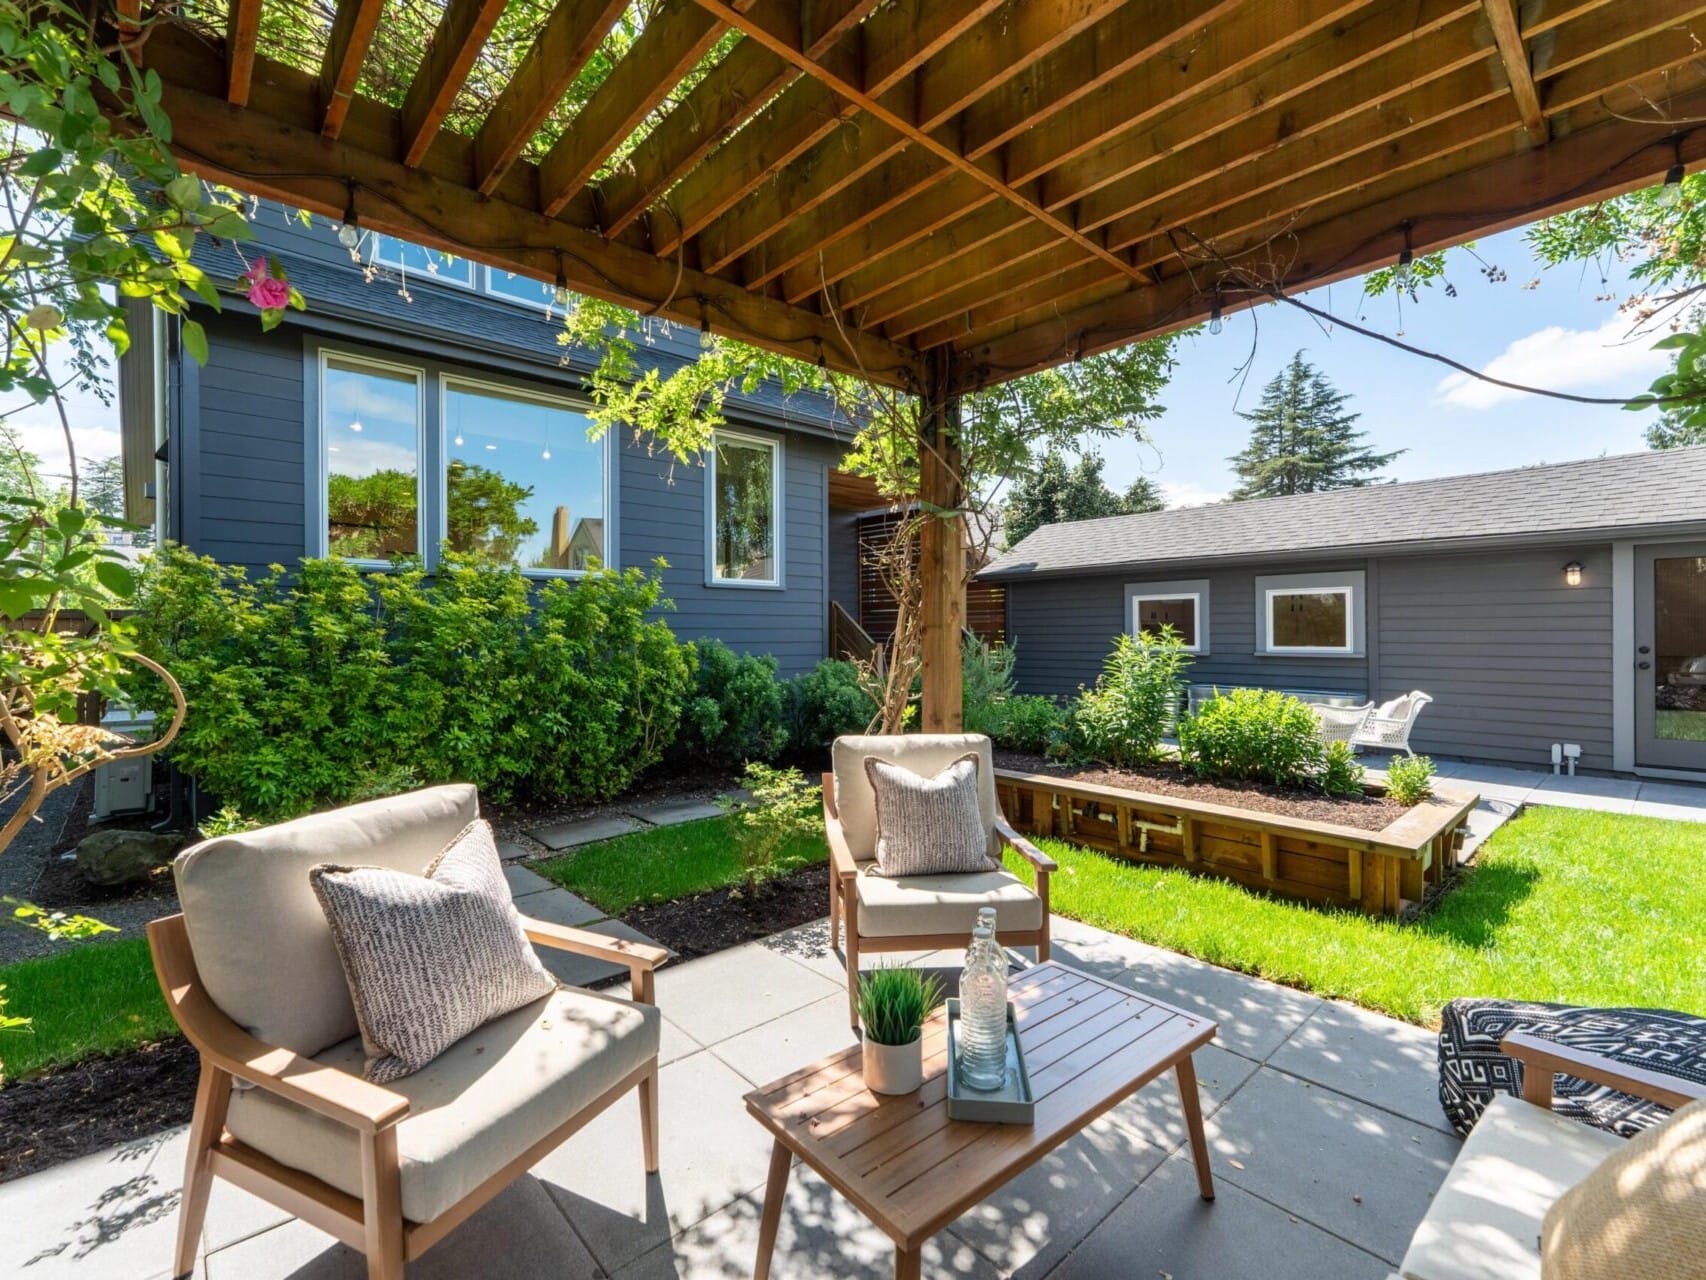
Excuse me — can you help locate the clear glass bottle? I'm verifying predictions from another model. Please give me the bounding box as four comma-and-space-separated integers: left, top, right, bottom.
957, 906, 1009, 1093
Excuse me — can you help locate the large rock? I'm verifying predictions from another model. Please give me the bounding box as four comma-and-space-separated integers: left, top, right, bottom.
76, 829, 181, 887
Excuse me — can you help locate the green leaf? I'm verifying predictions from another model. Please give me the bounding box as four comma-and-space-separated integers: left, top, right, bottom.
95, 560, 136, 599
182, 319, 209, 365
165, 173, 202, 210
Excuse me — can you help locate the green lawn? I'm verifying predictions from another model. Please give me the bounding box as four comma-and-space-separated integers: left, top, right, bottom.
0, 937, 174, 1081
1007, 805, 1706, 1026
537, 815, 829, 915
1657, 710, 1706, 741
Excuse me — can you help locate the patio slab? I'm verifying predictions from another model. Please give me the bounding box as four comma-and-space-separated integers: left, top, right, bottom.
501, 860, 558, 897
511, 883, 605, 927
651, 938, 842, 1047
532, 917, 662, 987
529, 813, 647, 851
1269, 997, 1453, 1134
623, 797, 728, 826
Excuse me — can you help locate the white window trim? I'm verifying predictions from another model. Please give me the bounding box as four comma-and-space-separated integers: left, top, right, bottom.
315, 348, 427, 567
438, 371, 612, 578
1124, 578, 1209, 654
706, 427, 784, 589
1255, 570, 1366, 657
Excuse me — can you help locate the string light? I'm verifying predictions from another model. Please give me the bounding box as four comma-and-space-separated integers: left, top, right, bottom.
553, 255, 571, 307
1393, 219, 1415, 289
1658, 137, 1687, 208
1207, 296, 1223, 336
337, 187, 360, 250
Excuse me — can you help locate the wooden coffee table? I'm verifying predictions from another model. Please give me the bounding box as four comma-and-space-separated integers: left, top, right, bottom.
745, 960, 1218, 1279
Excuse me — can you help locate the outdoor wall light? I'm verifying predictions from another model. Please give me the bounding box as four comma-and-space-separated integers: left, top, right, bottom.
1563, 561, 1584, 587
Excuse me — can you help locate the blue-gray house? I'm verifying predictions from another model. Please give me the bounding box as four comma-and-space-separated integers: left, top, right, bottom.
117, 202, 891, 676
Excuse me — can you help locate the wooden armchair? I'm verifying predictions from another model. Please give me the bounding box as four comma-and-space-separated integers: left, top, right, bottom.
825, 734, 1057, 1026
1396, 1030, 1706, 1280
149, 784, 668, 1280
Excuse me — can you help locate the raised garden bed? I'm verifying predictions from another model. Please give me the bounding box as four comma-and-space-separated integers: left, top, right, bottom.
994, 765, 1479, 917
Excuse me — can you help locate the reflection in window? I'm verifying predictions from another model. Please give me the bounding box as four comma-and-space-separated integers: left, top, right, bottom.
443, 380, 604, 571
485, 269, 556, 311
371, 235, 475, 288
1269, 590, 1350, 650
711, 433, 778, 584
1133, 595, 1198, 648
324, 357, 422, 560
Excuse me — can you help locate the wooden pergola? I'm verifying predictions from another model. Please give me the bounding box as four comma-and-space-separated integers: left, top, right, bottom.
121, 0, 1705, 728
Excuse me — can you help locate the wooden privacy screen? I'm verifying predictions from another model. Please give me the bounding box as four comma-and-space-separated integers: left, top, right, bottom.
995, 768, 1479, 917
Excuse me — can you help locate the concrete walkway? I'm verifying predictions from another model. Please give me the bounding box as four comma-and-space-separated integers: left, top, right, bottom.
7, 915, 1460, 1280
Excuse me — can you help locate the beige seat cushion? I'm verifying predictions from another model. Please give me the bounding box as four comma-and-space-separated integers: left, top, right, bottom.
854, 862, 1043, 938
832, 735, 998, 862
175, 784, 480, 1058
226, 985, 659, 1224
1399, 1093, 1623, 1280
1540, 1097, 1706, 1280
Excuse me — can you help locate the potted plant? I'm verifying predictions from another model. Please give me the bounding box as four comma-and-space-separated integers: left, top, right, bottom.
857, 964, 943, 1096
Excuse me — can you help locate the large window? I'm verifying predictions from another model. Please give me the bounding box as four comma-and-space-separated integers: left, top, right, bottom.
442, 379, 605, 571
1256, 571, 1365, 655
709, 430, 781, 586
322, 355, 423, 561
1125, 579, 1208, 653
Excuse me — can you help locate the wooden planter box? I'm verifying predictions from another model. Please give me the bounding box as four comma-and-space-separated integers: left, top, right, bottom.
994, 767, 1480, 917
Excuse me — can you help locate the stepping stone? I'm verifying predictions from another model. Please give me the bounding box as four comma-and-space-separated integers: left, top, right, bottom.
503, 861, 557, 898
625, 797, 727, 826
496, 839, 534, 862
515, 886, 605, 928
533, 918, 663, 988
530, 814, 646, 851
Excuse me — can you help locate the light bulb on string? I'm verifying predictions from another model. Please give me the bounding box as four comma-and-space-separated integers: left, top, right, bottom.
1207, 298, 1223, 337
1658, 162, 1687, 208
1393, 219, 1415, 290
337, 188, 360, 250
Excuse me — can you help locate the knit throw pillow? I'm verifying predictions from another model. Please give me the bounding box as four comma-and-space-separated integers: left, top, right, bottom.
1541, 1096, 1706, 1280
310, 819, 556, 1084
863, 752, 995, 878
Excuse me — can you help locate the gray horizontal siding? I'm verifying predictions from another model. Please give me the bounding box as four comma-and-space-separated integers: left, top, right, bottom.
1374, 545, 1614, 770
1008, 561, 1370, 698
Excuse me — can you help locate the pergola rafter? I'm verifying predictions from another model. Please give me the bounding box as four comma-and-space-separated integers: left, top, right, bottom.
78, 0, 1706, 729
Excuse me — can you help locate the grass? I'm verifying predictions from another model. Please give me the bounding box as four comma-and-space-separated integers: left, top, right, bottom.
1006, 805, 1706, 1026
0, 937, 174, 1081
1656, 710, 1706, 741
537, 815, 829, 915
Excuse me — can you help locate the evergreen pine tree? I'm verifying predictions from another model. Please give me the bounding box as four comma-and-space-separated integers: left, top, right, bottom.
1228, 351, 1402, 499
1002, 452, 1166, 547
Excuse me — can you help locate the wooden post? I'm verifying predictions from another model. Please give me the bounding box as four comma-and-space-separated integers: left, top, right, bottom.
918, 350, 964, 732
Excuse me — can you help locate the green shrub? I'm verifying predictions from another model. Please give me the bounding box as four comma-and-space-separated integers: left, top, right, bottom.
128, 546, 693, 818
1320, 740, 1366, 797
680, 639, 787, 767
786, 658, 877, 758
719, 762, 821, 890
1066, 628, 1192, 767
995, 694, 1066, 755
1177, 688, 1323, 788
1385, 754, 1436, 806
961, 634, 1017, 739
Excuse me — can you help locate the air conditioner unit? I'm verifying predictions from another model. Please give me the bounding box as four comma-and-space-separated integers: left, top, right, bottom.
92, 706, 157, 821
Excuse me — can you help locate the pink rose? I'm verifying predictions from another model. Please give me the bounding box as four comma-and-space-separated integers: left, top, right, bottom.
241, 259, 291, 310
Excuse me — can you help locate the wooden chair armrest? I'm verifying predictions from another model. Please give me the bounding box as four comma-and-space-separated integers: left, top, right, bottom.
995, 817, 1057, 874
521, 917, 671, 973
824, 809, 860, 880
147, 917, 408, 1134
1502, 1030, 1706, 1111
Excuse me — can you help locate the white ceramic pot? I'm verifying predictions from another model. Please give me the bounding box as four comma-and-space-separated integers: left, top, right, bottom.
863, 1031, 923, 1096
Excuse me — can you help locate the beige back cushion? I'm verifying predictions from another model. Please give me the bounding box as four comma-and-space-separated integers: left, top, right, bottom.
1541, 1097, 1706, 1280
831, 734, 997, 863
174, 784, 481, 1057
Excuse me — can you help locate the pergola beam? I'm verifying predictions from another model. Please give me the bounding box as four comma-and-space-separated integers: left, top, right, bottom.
224, 0, 262, 104
1483, 0, 1548, 143
398, 0, 509, 166
957, 92, 1706, 386
473, 0, 630, 195
318, 0, 386, 139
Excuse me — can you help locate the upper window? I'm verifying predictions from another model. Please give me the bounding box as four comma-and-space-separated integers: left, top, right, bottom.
1256, 571, 1365, 655
370, 235, 476, 289
1125, 579, 1209, 653
322, 354, 424, 561
484, 268, 556, 311
709, 431, 781, 586
443, 379, 606, 572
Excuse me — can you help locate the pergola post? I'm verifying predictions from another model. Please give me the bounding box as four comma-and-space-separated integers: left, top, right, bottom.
918, 351, 964, 733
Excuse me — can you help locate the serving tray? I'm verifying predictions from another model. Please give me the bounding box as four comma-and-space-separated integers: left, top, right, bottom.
945, 998, 1035, 1124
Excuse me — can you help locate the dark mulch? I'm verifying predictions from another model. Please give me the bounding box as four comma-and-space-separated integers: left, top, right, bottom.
995, 749, 1407, 832
622, 862, 830, 964
0, 1035, 198, 1181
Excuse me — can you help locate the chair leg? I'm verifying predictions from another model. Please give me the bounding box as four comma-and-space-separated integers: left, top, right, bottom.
174, 1060, 232, 1279
828, 871, 841, 953
846, 920, 861, 1029
639, 1065, 660, 1174
361, 1128, 405, 1280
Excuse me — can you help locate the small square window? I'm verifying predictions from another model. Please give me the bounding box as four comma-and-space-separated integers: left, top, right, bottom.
1125, 580, 1209, 653
1256, 572, 1364, 655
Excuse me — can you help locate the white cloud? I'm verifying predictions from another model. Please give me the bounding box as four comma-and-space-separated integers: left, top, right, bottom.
328, 435, 416, 478
1161, 480, 1230, 508
1434, 315, 1669, 410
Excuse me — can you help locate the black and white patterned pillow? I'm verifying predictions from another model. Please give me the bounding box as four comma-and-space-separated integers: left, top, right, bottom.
863, 752, 996, 878
311, 819, 556, 1083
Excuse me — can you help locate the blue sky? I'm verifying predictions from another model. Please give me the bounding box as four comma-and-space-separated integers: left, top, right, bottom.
1102, 225, 1670, 506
